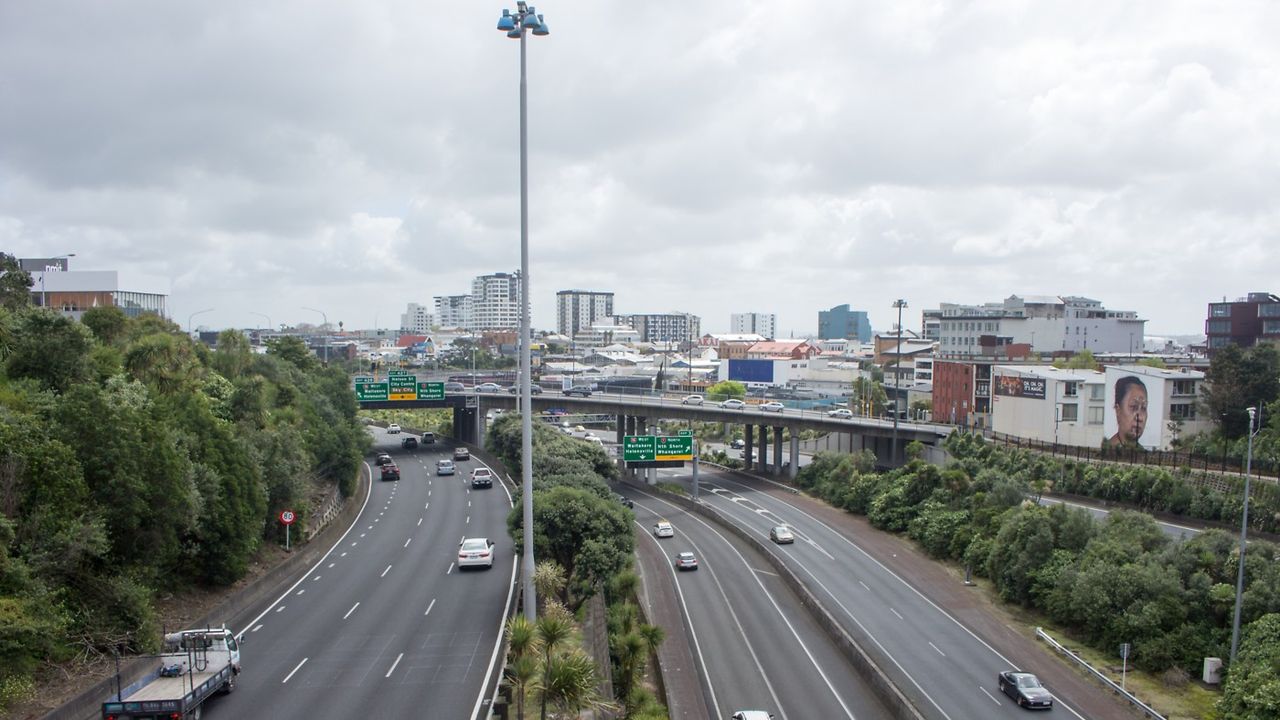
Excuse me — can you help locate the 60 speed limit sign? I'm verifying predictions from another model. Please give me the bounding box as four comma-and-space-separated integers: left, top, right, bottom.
279, 510, 296, 525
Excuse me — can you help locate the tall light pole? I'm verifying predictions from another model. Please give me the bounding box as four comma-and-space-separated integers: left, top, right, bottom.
248, 311, 272, 332
1230, 405, 1262, 663
302, 306, 329, 364
497, 1, 549, 622
39, 253, 76, 309
891, 299, 907, 463
187, 308, 214, 337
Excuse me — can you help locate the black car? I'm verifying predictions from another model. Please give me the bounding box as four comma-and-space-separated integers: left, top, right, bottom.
615, 494, 634, 509
997, 671, 1053, 710
563, 386, 592, 397
508, 384, 544, 394
401, 437, 418, 450
380, 463, 400, 481
375, 453, 392, 466
444, 382, 466, 393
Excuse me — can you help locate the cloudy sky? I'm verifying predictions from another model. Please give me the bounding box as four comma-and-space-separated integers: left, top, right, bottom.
3, 1, 1277, 337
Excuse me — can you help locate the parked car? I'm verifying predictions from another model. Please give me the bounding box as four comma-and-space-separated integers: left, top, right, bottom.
470, 467, 494, 489
997, 671, 1054, 710
674, 552, 699, 571
421, 432, 436, 444
380, 463, 400, 481
401, 436, 418, 450
729, 438, 746, 449
563, 386, 592, 398
720, 399, 746, 410
436, 459, 455, 476
375, 452, 392, 466
387, 423, 401, 434
652, 521, 674, 538
454, 447, 471, 461
769, 525, 795, 544
827, 408, 854, 419
475, 382, 503, 393
760, 401, 785, 413
444, 382, 466, 392
457, 537, 495, 569
681, 394, 704, 405
508, 384, 543, 394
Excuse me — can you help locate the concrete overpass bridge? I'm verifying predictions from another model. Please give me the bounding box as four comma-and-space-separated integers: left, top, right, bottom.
358, 391, 952, 474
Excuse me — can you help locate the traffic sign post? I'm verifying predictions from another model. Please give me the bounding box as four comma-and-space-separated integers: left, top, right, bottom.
355, 380, 389, 402
1120, 643, 1130, 691
279, 509, 296, 551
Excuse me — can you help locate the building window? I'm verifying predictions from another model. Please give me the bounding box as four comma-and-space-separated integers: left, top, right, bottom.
1060, 404, 1079, 422
1063, 382, 1078, 398
1260, 304, 1280, 317
1089, 384, 1104, 401
1172, 380, 1197, 396
1263, 320, 1280, 335
1087, 406, 1105, 425
1209, 336, 1231, 348
1170, 403, 1197, 420
1207, 319, 1231, 334
1210, 304, 1232, 317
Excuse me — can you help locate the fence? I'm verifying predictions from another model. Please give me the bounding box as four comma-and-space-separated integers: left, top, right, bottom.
1035, 628, 1166, 720
984, 430, 1279, 481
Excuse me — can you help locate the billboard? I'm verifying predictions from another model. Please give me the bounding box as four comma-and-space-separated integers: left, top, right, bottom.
994, 373, 1047, 400
726, 359, 775, 384
1103, 367, 1166, 450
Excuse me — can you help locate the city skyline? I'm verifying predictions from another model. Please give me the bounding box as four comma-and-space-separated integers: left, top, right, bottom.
5, 2, 1276, 337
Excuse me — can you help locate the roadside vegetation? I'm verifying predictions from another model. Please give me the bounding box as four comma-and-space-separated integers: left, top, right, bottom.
0, 302, 366, 710
488, 415, 668, 719
796, 434, 1280, 719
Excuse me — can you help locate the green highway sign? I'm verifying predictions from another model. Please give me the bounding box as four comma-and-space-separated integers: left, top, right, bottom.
417, 381, 445, 400
623, 435, 656, 463
388, 369, 413, 377
623, 434, 693, 463
355, 380, 389, 402
389, 376, 418, 400
678, 429, 693, 437
354, 375, 375, 383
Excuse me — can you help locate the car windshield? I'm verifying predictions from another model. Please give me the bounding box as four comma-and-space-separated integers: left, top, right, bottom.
461, 539, 488, 551
1015, 675, 1041, 688
774, 526, 790, 535
679, 553, 694, 560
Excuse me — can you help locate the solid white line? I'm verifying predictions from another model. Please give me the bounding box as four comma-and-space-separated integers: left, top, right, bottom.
425, 598, 436, 617
929, 641, 946, 657
385, 652, 404, 678
889, 607, 904, 620
405, 538, 412, 548
344, 602, 360, 620
381, 564, 392, 578
979, 687, 1001, 705
282, 657, 308, 683
473, 471, 518, 720
754, 568, 779, 576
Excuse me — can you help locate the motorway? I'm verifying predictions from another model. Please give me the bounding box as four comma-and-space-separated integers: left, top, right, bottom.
623, 486, 896, 720
643, 463, 1110, 720
203, 428, 514, 719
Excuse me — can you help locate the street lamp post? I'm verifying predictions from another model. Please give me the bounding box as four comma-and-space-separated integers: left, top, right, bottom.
496, 2, 549, 622
301, 307, 329, 363
1229, 406, 1263, 663
249, 311, 272, 332
187, 308, 214, 337
891, 299, 907, 463
39, 253, 76, 309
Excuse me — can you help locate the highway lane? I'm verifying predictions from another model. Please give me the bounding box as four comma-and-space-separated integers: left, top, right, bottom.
624, 486, 895, 720
204, 429, 514, 720
665, 465, 1091, 720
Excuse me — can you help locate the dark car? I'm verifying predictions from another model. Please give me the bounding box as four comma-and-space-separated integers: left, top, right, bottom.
380, 463, 400, 481
454, 447, 471, 461
563, 386, 592, 398
421, 432, 435, 445
401, 437, 418, 450
444, 382, 466, 393
508, 384, 544, 394
615, 494, 634, 509
997, 671, 1054, 710
375, 452, 392, 466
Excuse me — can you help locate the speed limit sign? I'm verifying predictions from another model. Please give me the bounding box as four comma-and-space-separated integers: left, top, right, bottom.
279, 510, 296, 525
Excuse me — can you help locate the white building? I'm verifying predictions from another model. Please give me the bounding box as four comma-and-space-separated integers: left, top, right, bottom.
573, 322, 640, 347
400, 303, 436, 334
939, 295, 1146, 357
28, 263, 169, 319
991, 366, 1107, 447
433, 294, 472, 329
617, 312, 701, 345
730, 312, 777, 340
556, 289, 613, 339
469, 272, 521, 330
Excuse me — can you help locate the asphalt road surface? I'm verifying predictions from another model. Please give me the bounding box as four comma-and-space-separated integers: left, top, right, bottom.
203, 428, 515, 720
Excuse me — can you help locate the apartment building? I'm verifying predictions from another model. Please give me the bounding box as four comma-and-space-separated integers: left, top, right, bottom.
469, 272, 521, 331
433, 294, 472, 329
617, 312, 701, 345
556, 290, 614, 339
818, 304, 873, 343
1205, 292, 1280, 354
730, 312, 777, 340
938, 295, 1145, 357
400, 303, 436, 334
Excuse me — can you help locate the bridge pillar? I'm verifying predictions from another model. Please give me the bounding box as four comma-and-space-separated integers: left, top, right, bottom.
616, 415, 625, 444
744, 424, 754, 470
773, 427, 783, 475
452, 407, 477, 444
789, 434, 800, 479
758, 425, 768, 473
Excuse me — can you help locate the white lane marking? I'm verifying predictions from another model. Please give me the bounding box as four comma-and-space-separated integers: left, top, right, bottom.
282, 657, 308, 683
367, 525, 373, 530
313, 575, 321, 581
466, 516, 471, 524
385, 652, 404, 678
404, 538, 412, 548
275, 606, 286, 613
344, 602, 360, 620
328, 562, 335, 568
929, 642, 946, 657
468, 500, 472, 508
360, 533, 366, 538
352, 542, 358, 546
472, 533, 519, 720
381, 564, 392, 578
858, 581, 870, 591
425, 502, 430, 509
754, 568, 779, 577
447, 562, 455, 575
711, 471, 1090, 717
296, 589, 305, 596
251, 624, 263, 633
425, 598, 436, 617
341, 552, 347, 557
889, 607, 904, 620
418, 517, 423, 526
980, 687, 1002, 705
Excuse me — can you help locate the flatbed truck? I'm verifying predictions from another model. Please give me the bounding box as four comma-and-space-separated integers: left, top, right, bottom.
101, 626, 242, 719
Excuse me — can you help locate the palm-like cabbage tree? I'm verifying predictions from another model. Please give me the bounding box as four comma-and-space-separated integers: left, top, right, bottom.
536, 615, 573, 720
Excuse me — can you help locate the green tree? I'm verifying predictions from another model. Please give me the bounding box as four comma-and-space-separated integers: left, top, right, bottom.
536, 614, 574, 720
705, 380, 746, 402
852, 376, 888, 416
81, 306, 129, 346
1053, 349, 1099, 370
986, 506, 1056, 606
266, 335, 319, 371
212, 329, 253, 379
1203, 343, 1280, 439
5, 310, 94, 393
1218, 613, 1280, 718
0, 253, 33, 311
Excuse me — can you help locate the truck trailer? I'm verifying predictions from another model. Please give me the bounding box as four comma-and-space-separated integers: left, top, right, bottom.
102, 626, 242, 719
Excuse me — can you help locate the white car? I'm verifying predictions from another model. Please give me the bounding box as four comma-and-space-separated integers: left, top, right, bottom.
732, 713, 775, 720
475, 383, 503, 393
652, 521, 674, 538
760, 402, 785, 413
387, 423, 401, 434
458, 537, 495, 569
720, 399, 746, 410
827, 408, 854, 419
681, 394, 704, 406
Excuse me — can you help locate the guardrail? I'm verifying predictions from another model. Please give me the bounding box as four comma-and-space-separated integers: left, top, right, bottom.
1035, 627, 1166, 720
